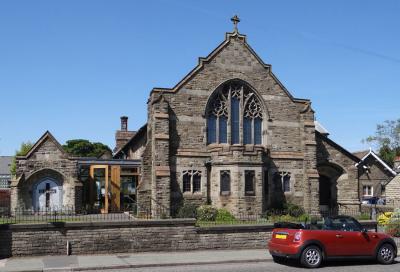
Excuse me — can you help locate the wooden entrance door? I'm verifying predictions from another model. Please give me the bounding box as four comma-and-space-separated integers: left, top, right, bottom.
89, 165, 121, 213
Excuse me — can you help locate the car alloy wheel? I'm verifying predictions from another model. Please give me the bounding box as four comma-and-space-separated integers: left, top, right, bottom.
301, 246, 322, 268
377, 243, 395, 264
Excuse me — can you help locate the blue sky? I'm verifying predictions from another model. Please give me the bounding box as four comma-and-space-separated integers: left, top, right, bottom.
0, 0, 399, 155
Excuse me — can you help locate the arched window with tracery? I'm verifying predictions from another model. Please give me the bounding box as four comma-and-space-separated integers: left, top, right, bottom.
207, 80, 263, 145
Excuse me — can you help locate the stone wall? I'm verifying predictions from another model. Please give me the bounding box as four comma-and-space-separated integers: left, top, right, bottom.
0, 219, 378, 258
0, 219, 272, 258
316, 133, 360, 211
385, 175, 400, 207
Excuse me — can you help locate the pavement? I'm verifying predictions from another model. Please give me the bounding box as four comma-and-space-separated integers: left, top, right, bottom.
0, 249, 271, 272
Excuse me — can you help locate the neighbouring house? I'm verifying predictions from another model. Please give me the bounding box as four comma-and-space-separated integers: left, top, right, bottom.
11, 17, 396, 216
0, 156, 12, 213
386, 157, 400, 207
354, 149, 397, 204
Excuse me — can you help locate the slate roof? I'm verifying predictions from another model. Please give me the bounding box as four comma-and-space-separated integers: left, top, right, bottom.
355, 148, 397, 176
0, 156, 12, 175
314, 121, 329, 136
113, 124, 147, 158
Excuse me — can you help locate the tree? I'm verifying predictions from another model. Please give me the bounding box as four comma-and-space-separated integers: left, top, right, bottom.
62, 139, 111, 158
10, 142, 34, 176
364, 119, 400, 167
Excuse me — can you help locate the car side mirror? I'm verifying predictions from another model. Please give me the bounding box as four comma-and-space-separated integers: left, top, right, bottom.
361, 228, 368, 233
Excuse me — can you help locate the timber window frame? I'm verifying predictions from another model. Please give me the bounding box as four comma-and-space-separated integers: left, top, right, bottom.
362, 185, 373, 197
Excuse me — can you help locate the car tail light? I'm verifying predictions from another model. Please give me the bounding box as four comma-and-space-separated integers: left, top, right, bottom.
293, 231, 301, 242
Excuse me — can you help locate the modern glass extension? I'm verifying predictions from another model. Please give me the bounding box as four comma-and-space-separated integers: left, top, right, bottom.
77, 159, 141, 213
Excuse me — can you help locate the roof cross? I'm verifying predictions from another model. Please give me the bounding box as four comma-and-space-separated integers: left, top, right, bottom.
231, 15, 240, 33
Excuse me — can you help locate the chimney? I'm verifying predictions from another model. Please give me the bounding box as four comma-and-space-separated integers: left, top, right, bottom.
121, 116, 128, 131
114, 116, 136, 152
394, 156, 400, 173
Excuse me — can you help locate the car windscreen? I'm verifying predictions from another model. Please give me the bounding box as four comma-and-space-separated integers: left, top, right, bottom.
323, 217, 362, 231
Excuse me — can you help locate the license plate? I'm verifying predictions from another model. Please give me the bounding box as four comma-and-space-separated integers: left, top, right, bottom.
275, 234, 287, 239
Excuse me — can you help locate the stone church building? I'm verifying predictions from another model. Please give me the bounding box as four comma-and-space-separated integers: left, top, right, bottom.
12, 19, 396, 216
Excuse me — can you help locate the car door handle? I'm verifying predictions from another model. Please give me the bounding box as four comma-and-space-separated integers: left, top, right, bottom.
336, 234, 343, 238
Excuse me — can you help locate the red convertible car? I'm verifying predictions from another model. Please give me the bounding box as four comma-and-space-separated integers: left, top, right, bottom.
268, 215, 397, 268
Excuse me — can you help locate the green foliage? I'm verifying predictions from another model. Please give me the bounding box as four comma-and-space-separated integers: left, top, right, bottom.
62, 139, 111, 158
267, 213, 309, 224
356, 213, 371, 221
196, 205, 218, 221
385, 222, 400, 237
284, 202, 305, 217
176, 202, 198, 218
10, 141, 34, 176
364, 119, 400, 166
215, 208, 236, 222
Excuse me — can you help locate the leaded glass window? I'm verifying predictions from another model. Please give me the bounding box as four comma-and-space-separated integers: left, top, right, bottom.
275, 171, 291, 193
193, 173, 201, 193
182, 170, 202, 193
183, 172, 191, 193
207, 115, 216, 144
220, 170, 231, 195
231, 96, 240, 144
283, 174, 290, 193
243, 117, 252, 144
245, 170, 255, 196
219, 116, 227, 143
206, 81, 263, 145
254, 118, 262, 145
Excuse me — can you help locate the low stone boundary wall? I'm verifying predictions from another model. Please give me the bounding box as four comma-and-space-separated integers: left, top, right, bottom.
0, 220, 273, 258
0, 219, 377, 258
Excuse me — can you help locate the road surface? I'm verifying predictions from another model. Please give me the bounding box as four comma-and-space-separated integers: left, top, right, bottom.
101, 260, 400, 272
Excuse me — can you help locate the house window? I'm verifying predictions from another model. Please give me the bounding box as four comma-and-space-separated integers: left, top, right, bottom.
245, 170, 255, 196
220, 170, 231, 195
275, 171, 291, 192
363, 185, 373, 197
206, 80, 263, 145
182, 170, 202, 193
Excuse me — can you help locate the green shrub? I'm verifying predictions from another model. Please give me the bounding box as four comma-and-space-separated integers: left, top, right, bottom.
386, 223, 400, 237
285, 203, 305, 217
268, 213, 309, 224
384, 209, 400, 237
356, 213, 371, 221
197, 205, 218, 221
176, 202, 198, 218
215, 208, 236, 222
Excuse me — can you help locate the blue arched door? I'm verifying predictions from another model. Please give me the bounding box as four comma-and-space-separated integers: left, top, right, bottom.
33, 179, 62, 210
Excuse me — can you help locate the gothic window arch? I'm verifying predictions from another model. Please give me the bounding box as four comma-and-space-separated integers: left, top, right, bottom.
220, 170, 231, 195
206, 80, 263, 145
182, 170, 202, 193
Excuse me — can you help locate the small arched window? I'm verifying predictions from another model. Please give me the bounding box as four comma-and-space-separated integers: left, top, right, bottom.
220, 170, 231, 195
182, 170, 202, 193
207, 81, 263, 145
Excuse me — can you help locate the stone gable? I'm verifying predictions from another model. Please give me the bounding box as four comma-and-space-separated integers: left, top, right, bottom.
12, 131, 80, 211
